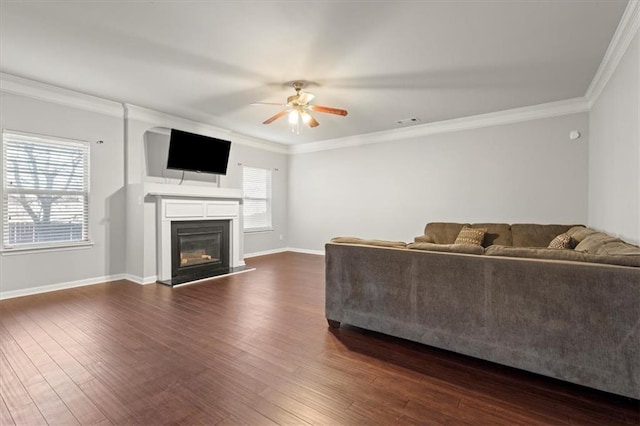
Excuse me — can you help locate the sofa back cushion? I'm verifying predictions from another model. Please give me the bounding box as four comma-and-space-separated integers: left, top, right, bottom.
511, 224, 577, 247
566, 226, 598, 242
423, 222, 469, 244
574, 232, 620, 254
472, 223, 512, 246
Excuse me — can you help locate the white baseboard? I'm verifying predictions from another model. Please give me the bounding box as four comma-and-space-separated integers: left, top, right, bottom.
244, 247, 325, 258
0, 273, 127, 300
123, 274, 158, 285
244, 247, 289, 258
286, 247, 325, 256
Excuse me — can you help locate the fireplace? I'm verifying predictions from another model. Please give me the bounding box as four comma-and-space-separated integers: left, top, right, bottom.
171, 220, 230, 284
151, 189, 247, 286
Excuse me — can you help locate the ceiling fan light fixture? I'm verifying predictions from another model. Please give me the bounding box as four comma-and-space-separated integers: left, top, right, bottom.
288, 109, 299, 124
301, 111, 312, 124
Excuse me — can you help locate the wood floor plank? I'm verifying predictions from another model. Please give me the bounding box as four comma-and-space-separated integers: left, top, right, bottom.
0, 394, 16, 426
1, 252, 638, 425
0, 324, 46, 389
24, 378, 81, 425
0, 353, 47, 425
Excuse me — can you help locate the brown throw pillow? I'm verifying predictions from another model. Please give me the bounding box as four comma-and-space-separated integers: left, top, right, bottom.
548, 233, 573, 249
454, 226, 486, 246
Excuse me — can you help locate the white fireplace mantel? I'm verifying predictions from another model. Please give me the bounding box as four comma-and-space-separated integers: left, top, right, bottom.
145, 182, 243, 200
148, 183, 245, 282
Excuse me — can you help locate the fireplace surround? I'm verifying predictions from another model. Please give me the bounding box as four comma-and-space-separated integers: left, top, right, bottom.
150, 185, 247, 286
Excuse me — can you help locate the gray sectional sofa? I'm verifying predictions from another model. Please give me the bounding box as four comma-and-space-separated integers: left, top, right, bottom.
325, 223, 640, 399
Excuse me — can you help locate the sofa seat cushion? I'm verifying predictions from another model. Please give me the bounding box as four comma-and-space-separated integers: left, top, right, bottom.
414, 234, 435, 243
330, 237, 407, 248
596, 241, 640, 256
407, 242, 485, 255
485, 245, 640, 267
574, 232, 621, 254
511, 224, 577, 247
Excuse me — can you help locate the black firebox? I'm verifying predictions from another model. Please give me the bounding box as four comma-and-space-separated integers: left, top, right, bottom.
165, 220, 230, 285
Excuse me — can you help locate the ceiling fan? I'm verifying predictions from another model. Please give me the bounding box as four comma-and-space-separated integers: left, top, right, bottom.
252, 82, 348, 134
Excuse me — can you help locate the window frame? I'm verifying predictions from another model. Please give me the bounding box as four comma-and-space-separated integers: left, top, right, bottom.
1, 129, 92, 253
242, 166, 273, 233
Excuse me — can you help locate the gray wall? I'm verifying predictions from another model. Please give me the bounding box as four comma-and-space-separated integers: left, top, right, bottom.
288, 113, 589, 251
588, 31, 639, 245
0, 92, 126, 295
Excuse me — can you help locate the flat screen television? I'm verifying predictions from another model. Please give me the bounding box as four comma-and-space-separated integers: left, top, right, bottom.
166, 129, 232, 175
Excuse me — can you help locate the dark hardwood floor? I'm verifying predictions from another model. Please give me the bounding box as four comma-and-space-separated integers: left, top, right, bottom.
1, 252, 638, 425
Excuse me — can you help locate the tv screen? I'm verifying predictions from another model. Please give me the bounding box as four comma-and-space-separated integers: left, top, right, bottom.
167, 129, 231, 175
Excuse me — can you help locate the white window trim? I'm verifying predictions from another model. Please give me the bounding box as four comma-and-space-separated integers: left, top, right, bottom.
0, 241, 94, 255
2, 129, 92, 252
242, 166, 273, 232
244, 226, 274, 234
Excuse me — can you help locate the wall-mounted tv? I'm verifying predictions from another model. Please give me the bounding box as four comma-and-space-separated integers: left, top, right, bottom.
167, 129, 232, 175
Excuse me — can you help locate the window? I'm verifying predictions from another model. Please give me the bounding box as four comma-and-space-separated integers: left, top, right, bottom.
2, 130, 90, 250
242, 166, 272, 231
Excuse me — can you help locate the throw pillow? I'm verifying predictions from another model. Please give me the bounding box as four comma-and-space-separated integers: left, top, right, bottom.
548, 233, 573, 249
454, 226, 486, 246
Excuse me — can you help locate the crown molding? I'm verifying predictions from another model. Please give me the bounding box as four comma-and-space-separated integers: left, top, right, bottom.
289, 97, 589, 154
0, 72, 123, 118
124, 104, 232, 139
0, 72, 284, 154
585, 0, 640, 106
230, 132, 289, 154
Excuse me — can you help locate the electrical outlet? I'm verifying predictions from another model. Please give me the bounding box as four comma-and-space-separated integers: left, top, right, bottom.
279, 234, 284, 241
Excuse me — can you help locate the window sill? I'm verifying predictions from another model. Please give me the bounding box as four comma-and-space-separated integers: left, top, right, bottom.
244, 228, 274, 234
1, 241, 95, 256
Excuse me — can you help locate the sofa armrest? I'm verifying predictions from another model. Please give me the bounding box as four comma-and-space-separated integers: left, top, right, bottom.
330, 237, 407, 248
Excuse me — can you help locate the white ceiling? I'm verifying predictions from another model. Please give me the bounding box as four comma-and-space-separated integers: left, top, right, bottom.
0, 1, 628, 145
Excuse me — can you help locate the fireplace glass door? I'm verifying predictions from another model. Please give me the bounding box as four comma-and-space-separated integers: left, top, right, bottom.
179, 233, 220, 267
171, 220, 230, 282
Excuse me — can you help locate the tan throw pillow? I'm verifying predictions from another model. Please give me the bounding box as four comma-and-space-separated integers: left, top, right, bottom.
548, 233, 573, 249
454, 226, 486, 246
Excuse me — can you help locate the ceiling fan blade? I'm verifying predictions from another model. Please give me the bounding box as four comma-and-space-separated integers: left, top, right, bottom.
251, 102, 287, 106
263, 110, 288, 124
309, 105, 348, 116
301, 111, 319, 128
297, 92, 315, 105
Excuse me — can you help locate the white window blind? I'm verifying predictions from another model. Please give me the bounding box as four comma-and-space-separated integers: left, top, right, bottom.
243, 166, 272, 231
2, 130, 90, 250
